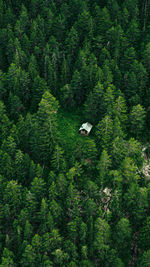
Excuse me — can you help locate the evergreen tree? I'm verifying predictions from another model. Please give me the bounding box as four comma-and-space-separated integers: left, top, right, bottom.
97, 150, 112, 186
93, 217, 111, 264
84, 82, 104, 124
114, 218, 132, 263
138, 250, 150, 267
32, 91, 59, 163
96, 115, 114, 151
130, 104, 146, 139
0, 248, 15, 267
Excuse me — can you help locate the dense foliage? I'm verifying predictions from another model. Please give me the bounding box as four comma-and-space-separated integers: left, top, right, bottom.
0, 0, 150, 266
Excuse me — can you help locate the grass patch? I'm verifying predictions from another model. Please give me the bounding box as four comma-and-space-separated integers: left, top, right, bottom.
57, 109, 88, 162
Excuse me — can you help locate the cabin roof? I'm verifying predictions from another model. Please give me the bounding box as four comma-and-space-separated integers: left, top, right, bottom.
79, 122, 93, 133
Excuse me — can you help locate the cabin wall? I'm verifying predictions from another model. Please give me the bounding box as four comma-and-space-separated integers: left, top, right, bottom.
80, 130, 88, 136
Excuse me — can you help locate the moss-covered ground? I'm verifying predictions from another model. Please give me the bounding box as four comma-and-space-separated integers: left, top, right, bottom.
57, 109, 90, 162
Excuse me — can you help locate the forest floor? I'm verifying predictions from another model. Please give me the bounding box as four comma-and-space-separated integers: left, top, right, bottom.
58, 109, 89, 163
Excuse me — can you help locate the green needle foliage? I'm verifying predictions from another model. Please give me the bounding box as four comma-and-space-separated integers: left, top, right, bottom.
0, 0, 150, 266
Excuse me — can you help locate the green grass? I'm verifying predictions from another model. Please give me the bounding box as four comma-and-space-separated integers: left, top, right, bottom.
57, 109, 88, 162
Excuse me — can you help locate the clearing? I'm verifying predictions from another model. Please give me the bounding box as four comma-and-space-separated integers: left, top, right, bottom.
57, 109, 93, 163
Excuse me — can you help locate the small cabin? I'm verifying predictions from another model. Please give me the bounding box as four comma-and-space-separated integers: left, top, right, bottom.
79, 122, 93, 136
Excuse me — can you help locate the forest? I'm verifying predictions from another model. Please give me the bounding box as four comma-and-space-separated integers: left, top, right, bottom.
1, 0, 150, 266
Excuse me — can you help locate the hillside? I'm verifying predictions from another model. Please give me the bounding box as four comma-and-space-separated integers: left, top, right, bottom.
0, 0, 150, 266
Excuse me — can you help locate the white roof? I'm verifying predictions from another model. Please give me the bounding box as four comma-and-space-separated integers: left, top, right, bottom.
79, 122, 93, 133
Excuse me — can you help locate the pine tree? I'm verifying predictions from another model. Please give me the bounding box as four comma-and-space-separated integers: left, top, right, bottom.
84, 82, 104, 124
0, 248, 15, 267
130, 104, 146, 139
34, 91, 59, 163
93, 217, 111, 264
96, 115, 114, 151
97, 150, 112, 186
